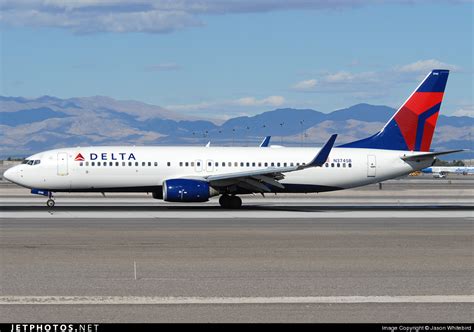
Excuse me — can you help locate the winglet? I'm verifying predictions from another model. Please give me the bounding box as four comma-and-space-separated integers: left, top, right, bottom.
259, 136, 271, 147
205, 141, 211, 147
302, 134, 337, 168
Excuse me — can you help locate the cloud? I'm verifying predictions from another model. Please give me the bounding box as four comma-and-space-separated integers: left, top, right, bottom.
396, 59, 460, 73
0, 0, 459, 34
291, 59, 460, 94
166, 95, 286, 112
452, 105, 474, 117
234, 95, 285, 107
145, 63, 181, 71
292, 79, 318, 91
291, 71, 379, 93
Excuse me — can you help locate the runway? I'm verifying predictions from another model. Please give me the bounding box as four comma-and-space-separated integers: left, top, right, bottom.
0, 178, 473, 322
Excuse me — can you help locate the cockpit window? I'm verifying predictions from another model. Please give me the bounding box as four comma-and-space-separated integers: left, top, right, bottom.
23, 159, 40, 165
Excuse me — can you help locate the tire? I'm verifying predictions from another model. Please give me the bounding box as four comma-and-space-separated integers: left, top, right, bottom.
219, 195, 229, 207
46, 199, 55, 208
229, 196, 242, 209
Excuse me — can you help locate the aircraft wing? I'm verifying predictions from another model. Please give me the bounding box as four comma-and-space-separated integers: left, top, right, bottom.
183, 134, 337, 193
401, 149, 464, 161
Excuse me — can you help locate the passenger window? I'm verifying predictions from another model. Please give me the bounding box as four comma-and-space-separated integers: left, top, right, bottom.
240, 162, 244, 167
167, 162, 171, 167
142, 162, 146, 166
277, 162, 281, 167
191, 162, 194, 167
85, 162, 89, 166
271, 162, 275, 167
80, 162, 83, 166
91, 162, 95, 166
348, 163, 352, 168
215, 162, 218, 167
109, 162, 113, 166
97, 162, 101, 166
265, 162, 268, 167
296, 163, 300, 166
290, 162, 294, 167
258, 162, 262, 167
148, 162, 151, 166
252, 162, 256, 167
283, 162, 287, 167
331, 163, 334, 167
135, 162, 138, 166
129, 162, 132, 166
208, 162, 212, 166
185, 162, 189, 167
337, 163, 340, 168
122, 162, 126, 166
325, 163, 328, 167
222, 162, 225, 167
180, 162, 183, 167
196, 162, 200, 167
246, 162, 250, 167
343, 163, 346, 168
116, 162, 119, 166
234, 162, 238, 167
154, 162, 157, 166
228, 162, 231, 167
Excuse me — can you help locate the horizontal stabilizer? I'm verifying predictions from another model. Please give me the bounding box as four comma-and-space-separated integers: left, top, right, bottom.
401, 149, 464, 161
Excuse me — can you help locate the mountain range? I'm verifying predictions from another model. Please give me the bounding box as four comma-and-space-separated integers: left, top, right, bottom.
1, 96, 472, 159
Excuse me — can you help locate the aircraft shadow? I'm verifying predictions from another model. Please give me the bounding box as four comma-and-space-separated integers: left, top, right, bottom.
0, 205, 472, 213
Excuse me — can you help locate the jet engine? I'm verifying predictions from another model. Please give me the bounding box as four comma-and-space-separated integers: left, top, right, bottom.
163, 179, 217, 202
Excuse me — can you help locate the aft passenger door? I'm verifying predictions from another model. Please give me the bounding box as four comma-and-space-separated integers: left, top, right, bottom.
367, 155, 376, 177
57, 152, 69, 176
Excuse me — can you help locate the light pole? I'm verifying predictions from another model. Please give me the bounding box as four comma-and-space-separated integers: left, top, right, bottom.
280, 122, 284, 145
300, 120, 304, 146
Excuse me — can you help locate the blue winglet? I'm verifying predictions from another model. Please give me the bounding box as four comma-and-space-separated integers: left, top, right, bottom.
307, 134, 337, 167
259, 136, 271, 147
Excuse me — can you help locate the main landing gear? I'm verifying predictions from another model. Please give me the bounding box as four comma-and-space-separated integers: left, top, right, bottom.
219, 195, 242, 209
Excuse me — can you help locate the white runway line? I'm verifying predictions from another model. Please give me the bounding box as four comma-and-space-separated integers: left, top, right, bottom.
1, 295, 473, 305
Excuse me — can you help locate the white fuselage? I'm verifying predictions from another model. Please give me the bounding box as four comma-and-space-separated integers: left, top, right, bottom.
4, 146, 434, 193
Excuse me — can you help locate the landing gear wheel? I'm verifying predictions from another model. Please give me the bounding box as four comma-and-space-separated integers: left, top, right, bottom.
219, 195, 229, 208
46, 199, 55, 208
219, 195, 242, 209
229, 195, 242, 209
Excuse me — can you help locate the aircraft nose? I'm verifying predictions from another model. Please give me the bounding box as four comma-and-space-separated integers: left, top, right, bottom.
3, 166, 19, 184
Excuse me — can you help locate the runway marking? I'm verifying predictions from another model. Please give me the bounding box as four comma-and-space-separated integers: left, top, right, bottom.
0, 295, 473, 305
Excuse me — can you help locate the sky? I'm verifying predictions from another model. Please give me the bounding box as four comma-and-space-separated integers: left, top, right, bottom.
0, 0, 472, 120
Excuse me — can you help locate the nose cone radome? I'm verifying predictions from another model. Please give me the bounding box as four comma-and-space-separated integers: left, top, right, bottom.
3, 166, 20, 184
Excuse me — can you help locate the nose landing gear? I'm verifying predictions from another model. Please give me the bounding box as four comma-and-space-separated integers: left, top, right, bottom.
219, 195, 242, 209
46, 192, 55, 208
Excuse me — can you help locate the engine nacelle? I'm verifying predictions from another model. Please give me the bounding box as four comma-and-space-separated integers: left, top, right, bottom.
163, 179, 215, 202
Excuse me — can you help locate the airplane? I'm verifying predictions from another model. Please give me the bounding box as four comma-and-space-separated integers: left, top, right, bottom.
3, 69, 462, 209
421, 166, 474, 178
